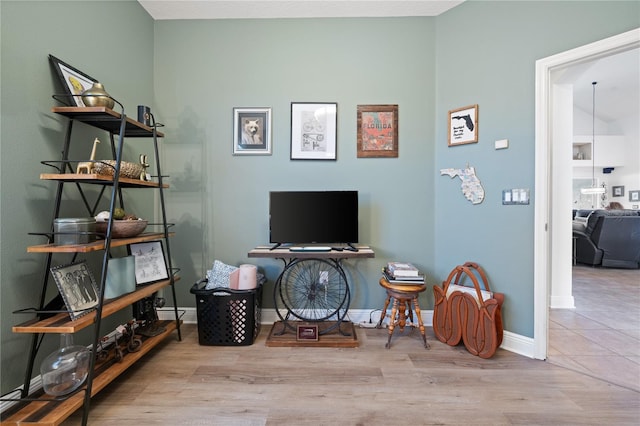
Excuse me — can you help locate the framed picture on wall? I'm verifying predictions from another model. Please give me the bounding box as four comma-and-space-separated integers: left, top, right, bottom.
629, 190, 640, 202
612, 185, 624, 197
233, 107, 272, 155
356, 104, 399, 158
49, 55, 98, 107
448, 104, 478, 146
290, 102, 337, 160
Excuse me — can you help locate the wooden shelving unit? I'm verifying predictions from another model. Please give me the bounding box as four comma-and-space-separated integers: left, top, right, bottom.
2, 105, 181, 425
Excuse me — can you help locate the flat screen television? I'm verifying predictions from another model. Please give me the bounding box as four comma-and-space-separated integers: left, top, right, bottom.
269, 191, 358, 249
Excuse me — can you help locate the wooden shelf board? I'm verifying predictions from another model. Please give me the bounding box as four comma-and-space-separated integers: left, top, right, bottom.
39, 173, 168, 189
13, 277, 179, 334
51, 107, 164, 138
27, 232, 174, 253
1, 320, 179, 426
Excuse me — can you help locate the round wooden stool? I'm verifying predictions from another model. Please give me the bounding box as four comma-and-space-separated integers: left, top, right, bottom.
377, 277, 429, 349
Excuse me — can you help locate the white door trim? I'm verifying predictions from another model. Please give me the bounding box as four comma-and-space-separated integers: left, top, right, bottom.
533, 28, 640, 360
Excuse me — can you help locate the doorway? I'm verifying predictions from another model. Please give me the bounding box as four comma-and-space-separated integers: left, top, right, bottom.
533, 28, 640, 360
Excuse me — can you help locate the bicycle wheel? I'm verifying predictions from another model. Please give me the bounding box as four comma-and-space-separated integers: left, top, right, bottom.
277, 258, 349, 323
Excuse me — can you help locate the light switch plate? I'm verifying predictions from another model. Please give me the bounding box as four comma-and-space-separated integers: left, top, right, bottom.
495, 139, 509, 149
502, 188, 530, 205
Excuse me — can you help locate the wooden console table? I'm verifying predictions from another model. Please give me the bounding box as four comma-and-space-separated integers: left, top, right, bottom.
248, 246, 374, 335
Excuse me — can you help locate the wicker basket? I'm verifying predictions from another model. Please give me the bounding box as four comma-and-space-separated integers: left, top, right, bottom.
94, 160, 144, 180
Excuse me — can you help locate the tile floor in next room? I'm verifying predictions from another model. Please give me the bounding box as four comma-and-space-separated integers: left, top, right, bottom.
547, 264, 640, 392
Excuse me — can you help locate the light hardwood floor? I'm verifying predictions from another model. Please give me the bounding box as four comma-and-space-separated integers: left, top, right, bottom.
548, 265, 640, 392
62, 267, 639, 425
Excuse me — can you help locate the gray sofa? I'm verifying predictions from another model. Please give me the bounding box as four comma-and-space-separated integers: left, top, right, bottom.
573, 209, 640, 269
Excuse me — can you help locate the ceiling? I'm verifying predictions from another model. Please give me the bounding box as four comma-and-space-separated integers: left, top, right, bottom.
137, 1, 637, 132
137, 0, 465, 20
557, 48, 640, 128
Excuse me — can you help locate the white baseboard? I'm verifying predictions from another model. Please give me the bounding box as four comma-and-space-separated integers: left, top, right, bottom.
549, 295, 575, 309
158, 307, 536, 358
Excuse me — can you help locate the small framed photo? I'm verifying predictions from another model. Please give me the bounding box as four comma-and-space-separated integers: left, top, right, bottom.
612, 185, 624, 197
233, 107, 272, 155
629, 190, 640, 203
448, 104, 479, 146
357, 104, 399, 158
50, 260, 99, 320
296, 324, 319, 341
49, 55, 97, 107
291, 102, 337, 160
128, 241, 169, 285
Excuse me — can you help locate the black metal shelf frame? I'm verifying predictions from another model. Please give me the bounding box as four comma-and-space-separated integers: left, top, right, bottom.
9, 97, 181, 426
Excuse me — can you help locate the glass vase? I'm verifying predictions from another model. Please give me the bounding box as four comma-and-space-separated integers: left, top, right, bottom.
40, 333, 91, 396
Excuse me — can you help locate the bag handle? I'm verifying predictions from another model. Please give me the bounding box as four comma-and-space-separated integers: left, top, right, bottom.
442, 262, 491, 304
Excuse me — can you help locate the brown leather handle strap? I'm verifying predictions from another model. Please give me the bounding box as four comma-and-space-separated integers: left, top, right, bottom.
460, 261, 491, 292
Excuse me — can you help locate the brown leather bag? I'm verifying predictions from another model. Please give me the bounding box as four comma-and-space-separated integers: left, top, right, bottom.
433, 262, 504, 358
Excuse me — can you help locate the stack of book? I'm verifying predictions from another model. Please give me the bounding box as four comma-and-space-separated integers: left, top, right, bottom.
382, 261, 425, 284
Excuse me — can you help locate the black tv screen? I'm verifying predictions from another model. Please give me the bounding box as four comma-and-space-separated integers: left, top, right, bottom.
269, 191, 359, 245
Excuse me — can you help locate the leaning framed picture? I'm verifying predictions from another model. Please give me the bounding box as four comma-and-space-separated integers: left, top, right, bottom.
448, 104, 479, 146
629, 190, 640, 203
50, 260, 99, 320
612, 185, 624, 197
290, 102, 337, 160
49, 55, 98, 107
233, 107, 272, 155
128, 241, 169, 285
357, 104, 398, 158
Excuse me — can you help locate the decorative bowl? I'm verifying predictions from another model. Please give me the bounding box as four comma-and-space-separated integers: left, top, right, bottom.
95, 219, 148, 239
94, 160, 144, 180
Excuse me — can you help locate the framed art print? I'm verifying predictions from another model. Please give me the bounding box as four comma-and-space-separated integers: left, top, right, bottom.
128, 241, 169, 285
448, 104, 479, 146
612, 185, 624, 197
233, 107, 272, 155
50, 260, 99, 320
357, 104, 398, 158
629, 190, 640, 203
290, 102, 337, 160
49, 55, 98, 107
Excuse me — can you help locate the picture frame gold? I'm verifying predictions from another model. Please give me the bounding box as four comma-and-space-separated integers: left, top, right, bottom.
448, 104, 479, 146
357, 104, 398, 158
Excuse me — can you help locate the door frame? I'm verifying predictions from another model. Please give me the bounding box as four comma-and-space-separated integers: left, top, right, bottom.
533, 28, 640, 360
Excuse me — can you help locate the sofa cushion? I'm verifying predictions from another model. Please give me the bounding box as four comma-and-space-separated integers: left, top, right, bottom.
585, 210, 639, 235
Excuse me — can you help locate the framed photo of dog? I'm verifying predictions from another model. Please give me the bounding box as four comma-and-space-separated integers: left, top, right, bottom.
233, 107, 272, 155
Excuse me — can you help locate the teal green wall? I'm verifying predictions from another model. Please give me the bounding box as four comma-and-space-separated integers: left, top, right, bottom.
153, 17, 437, 309
1, 0, 638, 395
434, 1, 639, 336
0, 0, 155, 394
